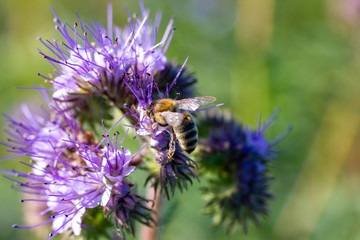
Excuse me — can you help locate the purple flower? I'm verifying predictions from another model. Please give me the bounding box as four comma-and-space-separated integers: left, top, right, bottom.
1, 96, 143, 238
36, 0, 201, 200
1, 1, 225, 238
50, 199, 85, 236
70, 172, 112, 208
154, 63, 198, 99
101, 141, 136, 183
105, 181, 153, 235
38, 3, 173, 116
3, 103, 70, 161
197, 109, 290, 231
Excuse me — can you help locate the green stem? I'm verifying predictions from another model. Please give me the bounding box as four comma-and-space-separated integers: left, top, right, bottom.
139, 184, 162, 240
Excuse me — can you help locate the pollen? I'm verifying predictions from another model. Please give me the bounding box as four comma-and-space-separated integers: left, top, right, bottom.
91, 42, 96, 47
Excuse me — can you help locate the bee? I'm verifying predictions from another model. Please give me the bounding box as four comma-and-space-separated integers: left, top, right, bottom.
146, 96, 216, 160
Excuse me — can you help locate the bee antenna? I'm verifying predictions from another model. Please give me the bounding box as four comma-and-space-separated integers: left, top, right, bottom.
174, 92, 181, 100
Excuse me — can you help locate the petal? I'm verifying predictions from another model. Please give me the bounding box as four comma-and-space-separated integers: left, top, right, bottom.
71, 207, 85, 236
101, 185, 112, 206
121, 165, 136, 178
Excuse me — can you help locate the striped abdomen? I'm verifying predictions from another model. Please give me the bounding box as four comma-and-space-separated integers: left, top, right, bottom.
173, 112, 198, 154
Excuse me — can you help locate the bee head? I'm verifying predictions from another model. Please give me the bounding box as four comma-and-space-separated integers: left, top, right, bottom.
145, 102, 155, 120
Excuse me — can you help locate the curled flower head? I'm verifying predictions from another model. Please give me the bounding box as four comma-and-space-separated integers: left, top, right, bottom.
154, 63, 198, 99
38, 3, 176, 126
0, 1, 286, 239
151, 144, 199, 199
3, 101, 90, 238
105, 181, 153, 235
1, 96, 145, 239
197, 109, 290, 232
2, 2, 204, 237
36, 0, 204, 199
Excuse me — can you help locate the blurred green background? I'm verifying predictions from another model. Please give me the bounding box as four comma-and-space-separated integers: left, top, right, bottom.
1, 0, 360, 239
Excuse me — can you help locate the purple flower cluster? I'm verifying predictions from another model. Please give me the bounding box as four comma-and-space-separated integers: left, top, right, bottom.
40, 4, 169, 111
1, 1, 289, 238
2, 99, 143, 238
36, 1, 199, 197
197, 109, 290, 231
1, 2, 200, 238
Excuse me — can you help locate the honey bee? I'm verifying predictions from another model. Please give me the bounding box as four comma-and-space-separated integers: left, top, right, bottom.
146, 96, 216, 160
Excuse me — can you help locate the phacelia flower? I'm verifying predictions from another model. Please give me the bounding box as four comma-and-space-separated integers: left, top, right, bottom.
105, 181, 154, 235
154, 63, 198, 99
149, 134, 199, 199
35, 0, 204, 199
101, 144, 135, 183
120, 63, 202, 198
0, 1, 282, 239
37, 1, 201, 198
197, 109, 290, 232
38, 2, 174, 124
2, 100, 91, 238
1, 95, 145, 239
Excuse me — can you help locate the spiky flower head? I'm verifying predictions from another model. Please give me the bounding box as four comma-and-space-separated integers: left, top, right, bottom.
38, 2, 171, 123
1, 96, 148, 239
154, 63, 198, 99
105, 181, 153, 235
0, 1, 291, 239
36, 1, 200, 198
2, 2, 203, 238
197, 109, 290, 232
39, 2, 195, 125
146, 134, 199, 199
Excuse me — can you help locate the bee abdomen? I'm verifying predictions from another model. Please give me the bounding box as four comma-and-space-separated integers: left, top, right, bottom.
174, 121, 198, 154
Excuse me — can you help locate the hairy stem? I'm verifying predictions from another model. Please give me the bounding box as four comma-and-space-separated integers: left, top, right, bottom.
140, 185, 163, 240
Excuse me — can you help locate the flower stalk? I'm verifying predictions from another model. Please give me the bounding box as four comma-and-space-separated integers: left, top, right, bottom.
140, 184, 163, 240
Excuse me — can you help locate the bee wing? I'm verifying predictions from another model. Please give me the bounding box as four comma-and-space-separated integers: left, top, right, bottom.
160, 112, 184, 127
176, 96, 216, 111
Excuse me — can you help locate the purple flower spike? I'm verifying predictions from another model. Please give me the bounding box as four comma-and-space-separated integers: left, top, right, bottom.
105, 182, 153, 235
0, 0, 266, 238
197, 109, 290, 232
39, 3, 173, 116
1, 93, 142, 238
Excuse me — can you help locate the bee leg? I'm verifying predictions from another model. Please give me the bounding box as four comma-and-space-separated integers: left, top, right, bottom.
152, 122, 158, 129
167, 131, 176, 161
